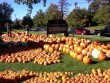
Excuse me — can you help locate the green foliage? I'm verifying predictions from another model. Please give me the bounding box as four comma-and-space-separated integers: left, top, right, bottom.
22, 16, 34, 28
0, 2, 13, 26
45, 3, 62, 21
88, 1, 99, 13
87, 0, 110, 13
67, 7, 90, 27
33, 9, 45, 28
31, 3, 62, 29
12, 19, 22, 29
14, 0, 46, 6
93, 5, 110, 25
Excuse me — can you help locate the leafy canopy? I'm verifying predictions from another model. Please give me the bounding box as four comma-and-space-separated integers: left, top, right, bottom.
67, 7, 89, 27
33, 9, 45, 28
93, 5, 110, 25
0, 2, 13, 23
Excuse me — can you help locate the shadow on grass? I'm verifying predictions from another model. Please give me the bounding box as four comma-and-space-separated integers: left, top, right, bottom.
0, 41, 41, 55
91, 61, 98, 64
0, 74, 36, 83
100, 40, 110, 43
103, 34, 110, 37
106, 58, 110, 61
0, 39, 65, 55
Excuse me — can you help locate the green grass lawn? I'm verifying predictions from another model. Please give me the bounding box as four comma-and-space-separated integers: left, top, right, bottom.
0, 52, 110, 75
0, 28, 110, 76
86, 25, 105, 30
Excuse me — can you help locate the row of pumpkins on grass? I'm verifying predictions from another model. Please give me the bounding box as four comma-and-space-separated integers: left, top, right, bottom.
0, 68, 110, 82
1, 31, 110, 65
43, 40, 110, 64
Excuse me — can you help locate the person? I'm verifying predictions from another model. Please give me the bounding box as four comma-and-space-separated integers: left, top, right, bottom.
25, 25, 29, 34
71, 26, 76, 36
5, 22, 12, 36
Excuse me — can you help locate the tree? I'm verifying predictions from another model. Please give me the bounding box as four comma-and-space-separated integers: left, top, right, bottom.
12, 18, 22, 29
22, 16, 34, 29
14, 0, 46, 16
87, 0, 110, 13
57, 0, 70, 19
0, 2, 13, 29
45, 3, 62, 23
67, 7, 90, 27
88, 1, 100, 13
86, 0, 110, 4
93, 5, 110, 25
33, 9, 45, 28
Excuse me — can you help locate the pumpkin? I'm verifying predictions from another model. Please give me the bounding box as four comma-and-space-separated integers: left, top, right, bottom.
72, 52, 78, 59
82, 49, 88, 55
98, 51, 107, 60
76, 46, 83, 54
65, 48, 70, 54
92, 48, 100, 58
49, 47, 54, 53
106, 50, 110, 58
77, 54, 84, 61
83, 56, 91, 64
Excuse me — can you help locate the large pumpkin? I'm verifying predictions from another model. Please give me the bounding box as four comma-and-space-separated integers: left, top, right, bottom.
77, 54, 84, 61
98, 51, 107, 61
83, 56, 92, 64
92, 48, 100, 58
76, 46, 83, 54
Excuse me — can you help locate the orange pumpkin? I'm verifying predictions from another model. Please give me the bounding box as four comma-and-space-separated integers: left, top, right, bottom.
82, 49, 88, 55
55, 44, 60, 50
63, 47, 66, 53
76, 46, 83, 54
65, 48, 70, 54
49, 47, 54, 53
77, 54, 84, 61
59, 46, 63, 51
70, 50, 74, 57
43, 44, 50, 51
83, 56, 91, 64
72, 52, 78, 59
98, 51, 107, 61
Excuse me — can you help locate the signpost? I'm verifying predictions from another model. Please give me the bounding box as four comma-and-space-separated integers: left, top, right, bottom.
47, 19, 68, 37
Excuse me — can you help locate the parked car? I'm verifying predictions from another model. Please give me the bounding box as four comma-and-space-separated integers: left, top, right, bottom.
35, 27, 41, 31
95, 26, 110, 36
75, 27, 90, 35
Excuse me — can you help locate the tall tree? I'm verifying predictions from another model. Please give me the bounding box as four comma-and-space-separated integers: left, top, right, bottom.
67, 7, 89, 27
45, 3, 62, 23
93, 5, 110, 25
86, 0, 110, 4
33, 9, 45, 28
0, 2, 13, 26
87, 0, 110, 13
57, 0, 70, 19
22, 16, 34, 29
14, 0, 46, 16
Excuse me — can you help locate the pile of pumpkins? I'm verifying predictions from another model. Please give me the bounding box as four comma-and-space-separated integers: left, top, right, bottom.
0, 31, 110, 65
0, 69, 110, 82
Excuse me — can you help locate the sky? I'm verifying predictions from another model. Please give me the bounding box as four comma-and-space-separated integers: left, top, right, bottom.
0, 0, 90, 21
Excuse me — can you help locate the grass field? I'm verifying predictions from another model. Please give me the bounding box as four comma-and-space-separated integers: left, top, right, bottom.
0, 29, 110, 76
86, 25, 105, 30
0, 26, 110, 75
0, 53, 110, 75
